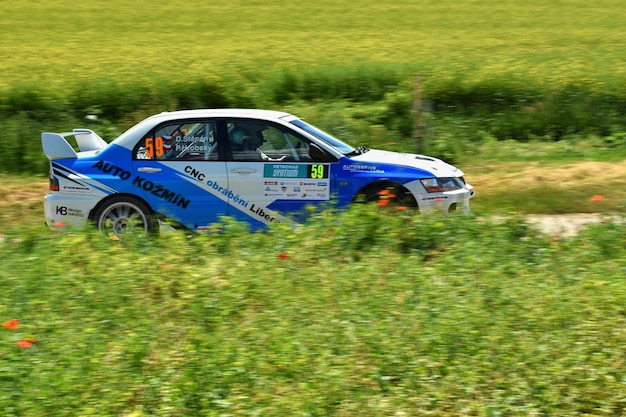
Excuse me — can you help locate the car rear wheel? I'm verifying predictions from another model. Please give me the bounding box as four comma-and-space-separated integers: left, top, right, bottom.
94, 196, 155, 237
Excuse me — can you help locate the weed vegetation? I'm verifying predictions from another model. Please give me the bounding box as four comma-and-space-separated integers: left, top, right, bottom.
1, 206, 626, 416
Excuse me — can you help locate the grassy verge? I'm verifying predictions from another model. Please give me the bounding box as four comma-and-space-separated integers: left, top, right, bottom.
1, 203, 626, 415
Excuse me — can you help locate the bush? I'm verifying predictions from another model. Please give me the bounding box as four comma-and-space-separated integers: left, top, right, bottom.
3, 69, 626, 175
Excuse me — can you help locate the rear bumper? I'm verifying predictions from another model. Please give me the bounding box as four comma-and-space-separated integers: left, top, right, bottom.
44, 193, 95, 229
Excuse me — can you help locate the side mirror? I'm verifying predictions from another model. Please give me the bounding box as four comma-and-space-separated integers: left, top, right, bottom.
309, 143, 328, 161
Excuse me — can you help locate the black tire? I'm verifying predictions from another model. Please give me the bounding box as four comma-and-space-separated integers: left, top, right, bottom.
357, 183, 418, 209
93, 196, 156, 237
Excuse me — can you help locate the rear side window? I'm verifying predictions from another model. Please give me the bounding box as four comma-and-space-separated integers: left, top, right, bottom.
135, 122, 218, 161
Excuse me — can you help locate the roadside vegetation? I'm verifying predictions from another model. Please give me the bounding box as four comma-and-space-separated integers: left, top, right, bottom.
2, 205, 626, 416
2, 0, 626, 415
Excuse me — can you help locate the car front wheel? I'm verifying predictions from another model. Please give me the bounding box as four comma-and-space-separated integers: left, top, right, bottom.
356, 183, 418, 209
94, 196, 155, 237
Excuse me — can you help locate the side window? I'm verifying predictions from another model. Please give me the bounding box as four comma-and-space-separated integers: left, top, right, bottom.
135, 122, 218, 161
260, 126, 311, 161
228, 122, 265, 161
227, 121, 315, 162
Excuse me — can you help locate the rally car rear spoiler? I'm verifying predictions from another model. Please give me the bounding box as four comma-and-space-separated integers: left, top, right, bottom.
42, 129, 108, 160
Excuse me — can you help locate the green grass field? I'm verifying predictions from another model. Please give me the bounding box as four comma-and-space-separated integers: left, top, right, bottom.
3, 0, 626, 92
2, 206, 626, 416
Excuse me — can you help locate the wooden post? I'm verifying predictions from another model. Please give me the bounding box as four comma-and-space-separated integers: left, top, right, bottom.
413, 74, 423, 154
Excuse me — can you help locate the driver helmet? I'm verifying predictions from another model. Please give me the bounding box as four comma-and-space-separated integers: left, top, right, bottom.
230, 127, 260, 147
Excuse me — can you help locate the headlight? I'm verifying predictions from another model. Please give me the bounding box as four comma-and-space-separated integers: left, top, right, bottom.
420, 177, 463, 193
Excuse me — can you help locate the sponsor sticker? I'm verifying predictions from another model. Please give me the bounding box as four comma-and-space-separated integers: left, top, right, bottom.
61, 185, 91, 195
342, 164, 385, 174
264, 164, 329, 179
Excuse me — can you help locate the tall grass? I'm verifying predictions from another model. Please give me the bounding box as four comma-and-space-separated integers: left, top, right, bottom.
4, 74, 626, 176
2, 207, 626, 415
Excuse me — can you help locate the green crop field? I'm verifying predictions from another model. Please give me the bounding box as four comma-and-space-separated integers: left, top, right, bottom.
3, 0, 626, 176
3, 0, 626, 93
3, 0, 626, 177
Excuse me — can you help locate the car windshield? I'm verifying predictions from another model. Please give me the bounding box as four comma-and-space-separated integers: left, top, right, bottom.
290, 119, 356, 154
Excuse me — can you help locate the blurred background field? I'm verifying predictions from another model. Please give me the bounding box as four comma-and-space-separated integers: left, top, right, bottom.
2, 0, 626, 177
3, 0, 625, 89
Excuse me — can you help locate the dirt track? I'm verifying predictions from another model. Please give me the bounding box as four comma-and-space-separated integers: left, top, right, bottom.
0, 178, 620, 238
525, 213, 613, 238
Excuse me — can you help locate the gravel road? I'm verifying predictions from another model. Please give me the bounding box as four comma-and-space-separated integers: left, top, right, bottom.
525, 213, 615, 237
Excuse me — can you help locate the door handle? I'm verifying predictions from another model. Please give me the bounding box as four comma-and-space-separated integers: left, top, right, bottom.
138, 167, 162, 173
231, 168, 257, 174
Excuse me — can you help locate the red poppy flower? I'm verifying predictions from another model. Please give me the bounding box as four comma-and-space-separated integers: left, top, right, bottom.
16, 338, 36, 348
378, 199, 390, 207
278, 253, 289, 260
2, 319, 19, 330
590, 195, 604, 202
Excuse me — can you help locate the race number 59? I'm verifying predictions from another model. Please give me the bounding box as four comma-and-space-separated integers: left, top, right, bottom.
310, 164, 327, 179
145, 137, 164, 159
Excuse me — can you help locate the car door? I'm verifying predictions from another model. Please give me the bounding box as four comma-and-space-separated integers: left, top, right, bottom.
132, 120, 229, 230
224, 120, 335, 227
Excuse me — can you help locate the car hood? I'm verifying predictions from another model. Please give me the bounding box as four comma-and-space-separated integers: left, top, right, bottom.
350, 149, 465, 177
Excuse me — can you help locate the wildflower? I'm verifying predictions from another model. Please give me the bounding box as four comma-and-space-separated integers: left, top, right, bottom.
3, 319, 19, 330
16, 338, 36, 348
396, 206, 407, 211
54, 221, 66, 228
590, 195, 604, 202
378, 189, 390, 196
378, 199, 390, 207
278, 253, 289, 260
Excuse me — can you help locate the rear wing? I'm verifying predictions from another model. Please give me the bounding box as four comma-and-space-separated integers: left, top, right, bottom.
42, 129, 108, 160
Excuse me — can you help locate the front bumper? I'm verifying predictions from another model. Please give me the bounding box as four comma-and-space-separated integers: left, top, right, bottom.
406, 180, 475, 213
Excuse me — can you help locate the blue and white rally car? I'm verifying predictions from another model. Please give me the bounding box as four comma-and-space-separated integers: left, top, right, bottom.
42, 109, 474, 234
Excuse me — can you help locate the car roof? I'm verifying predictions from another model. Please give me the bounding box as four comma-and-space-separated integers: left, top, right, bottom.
145, 108, 295, 123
